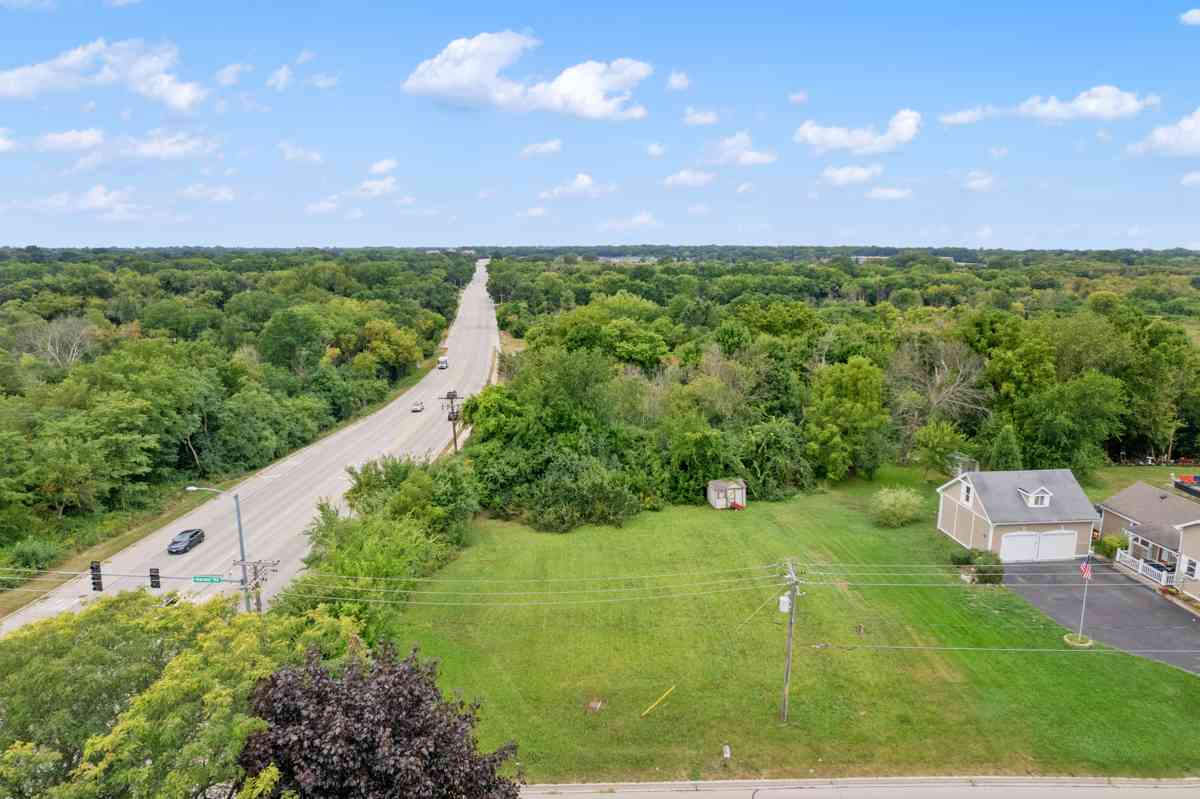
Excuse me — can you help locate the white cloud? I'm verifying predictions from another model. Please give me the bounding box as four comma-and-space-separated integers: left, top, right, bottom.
822, 163, 882, 186
295, 49, 317, 65
1127, 225, 1146, 238
357, 175, 396, 198
239, 93, 271, 113
964, 170, 994, 192
396, 194, 416, 206
988, 145, 1008, 159
520, 138, 562, 157
647, 142, 665, 157
539, 172, 615, 199
106, 0, 143, 6
0, 129, 16, 153
684, 106, 718, 125
403, 31, 652, 121
279, 140, 322, 163
1096, 128, 1112, 142
788, 90, 808, 104
181, 183, 235, 202
663, 168, 715, 188
793, 109, 921, 154
1181, 9, 1200, 24
1017, 85, 1159, 121
477, 188, 495, 200
736, 181, 754, 194
713, 131, 776, 165
36, 128, 104, 151
215, 63, 251, 87
266, 65, 293, 91
119, 108, 132, 121
687, 203, 710, 217
939, 105, 997, 125
602, 210, 657, 231
1131, 107, 1200, 156
311, 73, 338, 89
1183, 171, 1200, 187
344, 208, 364, 221
305, 195, 339, 215
865, 186, 912, 200
667, 70, 689, 91
0, 38, 209, 112
369, 157, 398, 174
123, 129, 219, 159
30, 184, 142, 221
80, 100, 96, 113
521, 206, 546, 218
976, 224, 994, 241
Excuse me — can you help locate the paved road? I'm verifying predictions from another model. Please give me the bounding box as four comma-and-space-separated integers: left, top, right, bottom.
1004, 561, 1200, 673
523, 778, 1200, 798
1, 260, 499, 635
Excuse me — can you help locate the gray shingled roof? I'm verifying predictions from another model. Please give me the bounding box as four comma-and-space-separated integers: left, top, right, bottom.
964, 469, 1098, 525
1099, 481, 1200, 551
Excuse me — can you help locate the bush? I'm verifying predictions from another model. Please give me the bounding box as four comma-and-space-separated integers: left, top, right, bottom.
870, 487, 923, 528
949, 549, 975, 566
527, 452, 641, 533
10, 538, 61, 571
1096, 534, 1125, 559
972, 550, 1004, 584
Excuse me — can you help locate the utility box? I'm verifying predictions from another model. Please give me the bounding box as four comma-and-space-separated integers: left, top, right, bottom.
707, 478, 747, 510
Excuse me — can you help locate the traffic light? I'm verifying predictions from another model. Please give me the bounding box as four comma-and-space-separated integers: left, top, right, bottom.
89, 561, 102, 592
149, 567, 161, 589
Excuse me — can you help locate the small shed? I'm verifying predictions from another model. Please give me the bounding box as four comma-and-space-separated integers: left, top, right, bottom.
708, 478, 747, 510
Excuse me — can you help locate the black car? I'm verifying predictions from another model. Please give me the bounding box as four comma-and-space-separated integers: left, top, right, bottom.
167, 528, 205, 554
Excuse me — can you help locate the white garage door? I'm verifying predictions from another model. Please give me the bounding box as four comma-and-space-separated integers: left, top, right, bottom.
1000, 533, 1038, 562
1037, 531, 1077, 561
1000, 530, 1077, 562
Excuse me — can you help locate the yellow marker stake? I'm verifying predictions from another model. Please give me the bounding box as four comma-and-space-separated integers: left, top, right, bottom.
640, 685, 676, 718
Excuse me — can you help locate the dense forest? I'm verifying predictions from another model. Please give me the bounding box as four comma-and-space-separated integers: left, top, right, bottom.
462, 248, 1200, 531
0, 247, 476, 582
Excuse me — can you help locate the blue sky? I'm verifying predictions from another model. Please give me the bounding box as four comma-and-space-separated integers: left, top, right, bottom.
1, 1, 1198, 248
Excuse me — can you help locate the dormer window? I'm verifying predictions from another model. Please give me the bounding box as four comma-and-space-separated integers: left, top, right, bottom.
961, 483, 972, 505
1019, 486, 1053, 508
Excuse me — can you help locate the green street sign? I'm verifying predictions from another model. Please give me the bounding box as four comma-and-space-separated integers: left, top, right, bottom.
192, 575, 223, 584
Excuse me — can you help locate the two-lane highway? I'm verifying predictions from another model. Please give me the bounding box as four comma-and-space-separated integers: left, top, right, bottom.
1, 259, 499, 634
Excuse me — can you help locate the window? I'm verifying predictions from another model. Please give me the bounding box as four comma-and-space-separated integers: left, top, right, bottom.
1187, 559, 1197, 579
1030, 493, 1048, 508
961, 483, 972, 505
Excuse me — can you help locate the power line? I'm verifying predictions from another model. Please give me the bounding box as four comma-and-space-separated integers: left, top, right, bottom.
304, 561, 784, 583
283, 581, 788, 607
297, 572, 786, 596
801, 642, 1200, 655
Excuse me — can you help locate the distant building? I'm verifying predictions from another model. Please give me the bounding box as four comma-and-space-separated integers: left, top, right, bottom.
707, 478, 747, 510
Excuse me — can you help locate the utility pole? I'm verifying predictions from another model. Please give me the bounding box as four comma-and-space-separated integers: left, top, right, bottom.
234, 558, 280, 614
780, 559, 799, 723
438, 389, 462, 453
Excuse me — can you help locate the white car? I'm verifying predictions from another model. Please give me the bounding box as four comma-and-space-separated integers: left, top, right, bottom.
411, 400, 425, 413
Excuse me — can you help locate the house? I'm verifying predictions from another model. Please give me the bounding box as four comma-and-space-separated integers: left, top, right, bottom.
1098, 481, 1200, 600
936, 469, 1097, 562
707, 478, 747, 510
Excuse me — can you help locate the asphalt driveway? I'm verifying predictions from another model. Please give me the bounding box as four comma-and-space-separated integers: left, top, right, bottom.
1004, 560, 1200, 674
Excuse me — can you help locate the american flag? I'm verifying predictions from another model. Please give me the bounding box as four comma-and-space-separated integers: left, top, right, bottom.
1079, 559, 1093, 580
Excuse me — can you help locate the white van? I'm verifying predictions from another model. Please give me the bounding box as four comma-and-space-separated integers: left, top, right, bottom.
437, 356, 449, 370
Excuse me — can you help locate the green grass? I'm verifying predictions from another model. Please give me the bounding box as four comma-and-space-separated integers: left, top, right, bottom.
391, 465, 1200, 782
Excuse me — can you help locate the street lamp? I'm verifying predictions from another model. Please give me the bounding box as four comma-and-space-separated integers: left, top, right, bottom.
186, 486, 252, 613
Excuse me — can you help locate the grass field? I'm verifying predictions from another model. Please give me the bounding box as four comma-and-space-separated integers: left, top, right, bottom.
394, 466, 1200, 782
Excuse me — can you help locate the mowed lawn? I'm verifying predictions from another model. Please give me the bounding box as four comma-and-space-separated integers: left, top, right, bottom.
394, 466, 1200, 782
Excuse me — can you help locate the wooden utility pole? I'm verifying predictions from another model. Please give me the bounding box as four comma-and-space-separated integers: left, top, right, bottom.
439, 389, 462, 453
780, 559, 799, 722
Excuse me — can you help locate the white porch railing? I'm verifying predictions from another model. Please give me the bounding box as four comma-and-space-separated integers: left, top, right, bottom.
1115, 549, 1180, 587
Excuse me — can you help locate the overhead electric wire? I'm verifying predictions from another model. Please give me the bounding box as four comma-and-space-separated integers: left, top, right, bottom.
304, 561, 784, 583
298, 573, 785, 597
801, 642, 1200, 655
284, 580, 789, 607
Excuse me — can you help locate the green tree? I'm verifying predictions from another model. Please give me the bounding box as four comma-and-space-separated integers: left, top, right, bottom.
987, 422, 1024, 471
259, 307, 329, 374
804, 356, 892, 481
913, 420, 968, 479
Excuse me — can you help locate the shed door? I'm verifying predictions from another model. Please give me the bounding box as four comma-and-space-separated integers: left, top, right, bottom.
1000, 532, 1038, 562
1036, 530, 1076, 561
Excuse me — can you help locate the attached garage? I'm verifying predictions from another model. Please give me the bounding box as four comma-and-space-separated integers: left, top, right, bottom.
999, 529, 1077, 562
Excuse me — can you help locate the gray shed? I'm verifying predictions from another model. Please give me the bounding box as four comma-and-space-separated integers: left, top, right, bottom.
708, 478, 747, 510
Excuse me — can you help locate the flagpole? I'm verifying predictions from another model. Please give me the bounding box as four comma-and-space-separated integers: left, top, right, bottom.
1077, 552, 1091, 639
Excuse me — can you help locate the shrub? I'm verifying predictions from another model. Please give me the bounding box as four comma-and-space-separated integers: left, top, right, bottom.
1096, 534, 1125, 559
10, 538, 61, 571
972, 550, 1004, 584
527, 452, 641, 533
949, 549, 975, 566
870, 487, 923, 528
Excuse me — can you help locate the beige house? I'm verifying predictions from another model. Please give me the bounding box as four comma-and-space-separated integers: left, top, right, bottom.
936, 469, 1097, 562
1098, 481, 1200, 601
